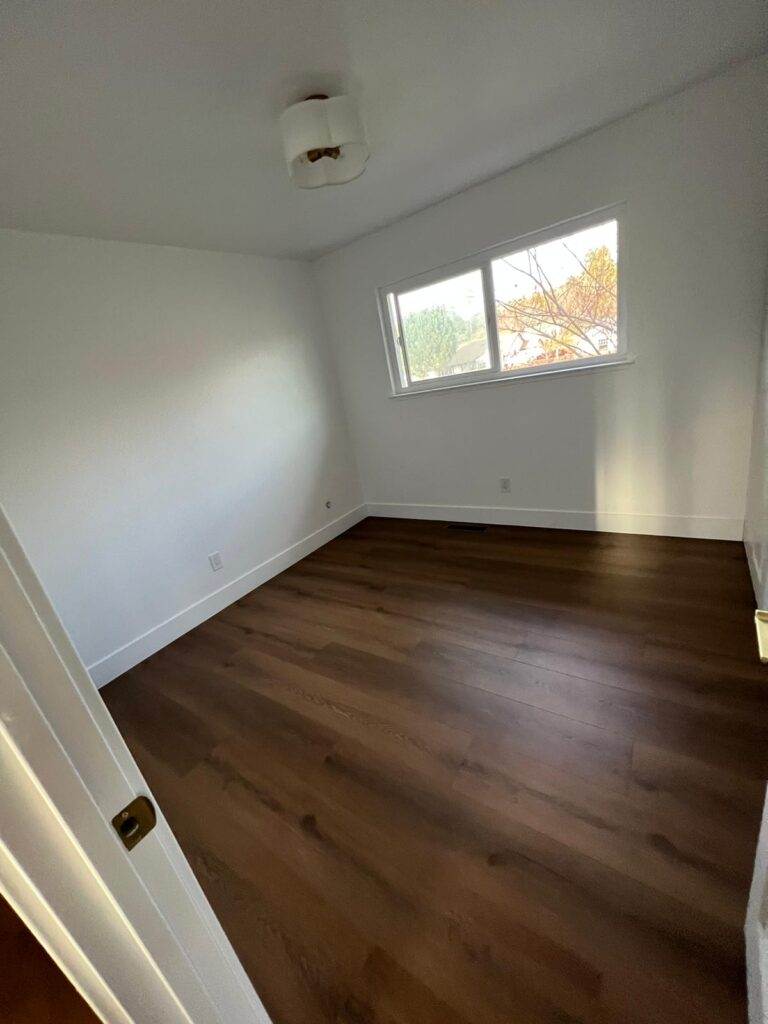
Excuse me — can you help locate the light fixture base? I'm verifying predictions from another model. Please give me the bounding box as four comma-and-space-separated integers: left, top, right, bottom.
279, 94, 369, 189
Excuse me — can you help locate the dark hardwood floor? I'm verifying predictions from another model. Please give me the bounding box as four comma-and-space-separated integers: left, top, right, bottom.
0, 896, 100, 1023
102, 517, 768, 1024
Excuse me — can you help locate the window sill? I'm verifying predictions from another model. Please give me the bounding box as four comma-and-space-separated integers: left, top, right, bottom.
389, 355, 635, 398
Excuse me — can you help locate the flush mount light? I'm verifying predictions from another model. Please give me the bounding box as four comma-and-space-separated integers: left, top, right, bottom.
279, 94, 369, 189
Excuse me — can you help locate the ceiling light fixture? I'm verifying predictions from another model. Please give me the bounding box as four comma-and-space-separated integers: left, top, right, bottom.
279, 94, 369, 189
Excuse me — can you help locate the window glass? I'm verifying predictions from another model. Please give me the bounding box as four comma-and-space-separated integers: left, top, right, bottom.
397, 269, 490, 383
492, 220, 618, 373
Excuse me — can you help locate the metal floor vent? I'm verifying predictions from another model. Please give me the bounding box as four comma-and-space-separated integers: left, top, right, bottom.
446, 523, 488, 533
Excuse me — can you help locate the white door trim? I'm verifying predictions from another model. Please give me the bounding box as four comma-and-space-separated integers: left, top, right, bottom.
0, 503, 271, 1024
747, 785, 768, 1024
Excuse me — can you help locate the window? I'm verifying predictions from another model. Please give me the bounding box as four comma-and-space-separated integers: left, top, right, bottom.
378, 206, 627, 395
396, 269, 491, 383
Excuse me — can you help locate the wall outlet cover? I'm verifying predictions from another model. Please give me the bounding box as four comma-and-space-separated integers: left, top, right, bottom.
500, 478, 511, 493
208, 551, 223, 571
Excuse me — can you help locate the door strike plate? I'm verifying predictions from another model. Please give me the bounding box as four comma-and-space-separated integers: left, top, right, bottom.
756, 610, 768, 664
112, 795, 156, 851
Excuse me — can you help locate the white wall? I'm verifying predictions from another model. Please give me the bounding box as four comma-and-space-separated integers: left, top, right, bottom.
315, 56, 768, 541
0, 230, 362, 684
744, 292, 768, 605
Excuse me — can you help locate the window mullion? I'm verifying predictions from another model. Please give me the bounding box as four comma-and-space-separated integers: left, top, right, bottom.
481, 262, 501, 373
393, 295, 414, 388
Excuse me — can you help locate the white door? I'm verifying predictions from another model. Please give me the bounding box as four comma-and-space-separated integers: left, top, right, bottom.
0, 503, 272, 1024
743, 294, 768, 1023
747, 790, 768, 1024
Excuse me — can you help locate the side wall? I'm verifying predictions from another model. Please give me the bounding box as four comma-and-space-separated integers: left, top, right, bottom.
0, 230, 363, 684
744, 290, 768, 607
314, 57, 768, 541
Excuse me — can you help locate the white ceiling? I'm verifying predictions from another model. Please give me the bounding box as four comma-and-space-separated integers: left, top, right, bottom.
2, 1, 766, 260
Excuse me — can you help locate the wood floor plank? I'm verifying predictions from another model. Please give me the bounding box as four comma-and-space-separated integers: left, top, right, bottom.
407, 637, 768, 777
102, 518, 766, 1024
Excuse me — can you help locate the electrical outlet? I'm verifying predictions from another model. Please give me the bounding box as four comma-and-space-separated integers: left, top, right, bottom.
325, 499, 333, 509
208, 551, 223, 571
500, 477, 511, 493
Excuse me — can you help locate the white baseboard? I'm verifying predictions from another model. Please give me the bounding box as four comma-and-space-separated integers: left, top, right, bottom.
88, 504, 367, 688
365, 502, 743, 541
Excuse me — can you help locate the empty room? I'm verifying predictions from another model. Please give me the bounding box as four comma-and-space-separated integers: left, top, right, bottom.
2, 3, 768, 1023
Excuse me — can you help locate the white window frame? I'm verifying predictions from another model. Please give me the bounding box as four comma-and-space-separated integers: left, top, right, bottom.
377, 203, 630, 397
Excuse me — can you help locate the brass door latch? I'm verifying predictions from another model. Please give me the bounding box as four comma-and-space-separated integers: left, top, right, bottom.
755, 611, 768, 663
112, 796, 156, 851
